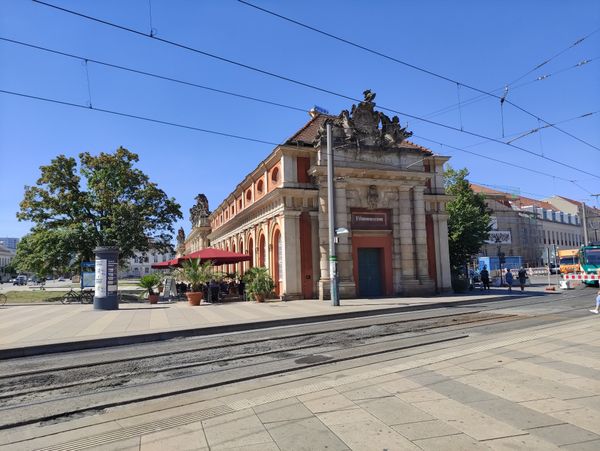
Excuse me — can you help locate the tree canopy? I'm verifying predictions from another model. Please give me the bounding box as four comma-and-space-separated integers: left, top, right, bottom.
444, 166, 491, 271
15, 147, 182, 274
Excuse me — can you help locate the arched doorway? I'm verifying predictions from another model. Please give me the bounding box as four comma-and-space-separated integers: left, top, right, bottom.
272, 228, 282, 295
258, 233, 266, 267
231, 242, 236, 274
248, 237, 254, 268
239, 239, 244, 274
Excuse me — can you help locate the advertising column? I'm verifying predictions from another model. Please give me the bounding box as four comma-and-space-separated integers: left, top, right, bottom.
94, 246, 119, 310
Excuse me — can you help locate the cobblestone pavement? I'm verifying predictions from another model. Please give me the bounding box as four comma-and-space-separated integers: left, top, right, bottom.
2, 310, 599, 450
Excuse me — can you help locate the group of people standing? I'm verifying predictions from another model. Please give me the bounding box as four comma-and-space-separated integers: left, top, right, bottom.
477, 266, 528, 292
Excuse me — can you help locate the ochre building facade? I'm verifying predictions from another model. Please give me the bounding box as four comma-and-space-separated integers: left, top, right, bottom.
186, 92, 452, 299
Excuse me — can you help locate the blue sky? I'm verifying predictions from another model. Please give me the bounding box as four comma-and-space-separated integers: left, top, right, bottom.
1, 0, 599, 240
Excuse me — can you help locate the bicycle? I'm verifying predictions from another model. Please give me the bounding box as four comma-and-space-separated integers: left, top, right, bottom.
0, 293, 6, 306
61, 289, 94, 304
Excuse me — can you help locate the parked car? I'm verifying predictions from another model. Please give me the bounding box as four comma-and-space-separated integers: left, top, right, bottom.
57, 277, 66, 282
13, 275, 27, 285
549, 263, 559, 275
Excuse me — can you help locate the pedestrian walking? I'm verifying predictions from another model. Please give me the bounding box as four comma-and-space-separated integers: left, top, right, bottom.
517, 267, 528, 292
480, 266, 490, 290
505, 268, 513, 291
590, 290, 600, 314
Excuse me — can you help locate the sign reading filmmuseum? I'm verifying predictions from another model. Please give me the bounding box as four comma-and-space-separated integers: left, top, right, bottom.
351, 209, 391, 230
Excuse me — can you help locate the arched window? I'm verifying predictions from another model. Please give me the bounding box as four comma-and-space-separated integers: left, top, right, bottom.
238, 199, 242, 210
231, 205, 235, 216
271, 167, 279, 184
257, 179, 264, 194
246, 189, 252, 202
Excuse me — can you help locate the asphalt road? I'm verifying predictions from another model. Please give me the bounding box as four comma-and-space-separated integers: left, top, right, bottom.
0, 284, 596, 431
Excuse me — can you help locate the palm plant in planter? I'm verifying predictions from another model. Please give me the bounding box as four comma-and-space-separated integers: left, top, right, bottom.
138, 273, 162, 304
181, 258, 213, 306
243, 267, 275, 302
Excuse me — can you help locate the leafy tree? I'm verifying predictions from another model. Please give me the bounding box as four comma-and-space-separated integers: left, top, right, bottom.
444, 166, 491, 272
16, 147, 182, 270
12, 228, 77, 277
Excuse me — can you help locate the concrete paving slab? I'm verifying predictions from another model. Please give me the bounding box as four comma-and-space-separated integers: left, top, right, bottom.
424, 378, 501, 404
298, 389, 358, 414
561, 439, 600, 450
336, 384, 391, 401
396, 388, 447, 403
139, 422, 208, 451
456, 372, 548, 403
527, 423, 600, 446
550, 407, 600, 435
201, 408, 274, 450
317, 408, 420, 450
413, 433, 488, 450
391, 419, 461, 441
467, 398, 563, 429
412, 397, 527, 441
356, 396, 434, 425
252, 397, 313, 423
263, 417, 350, 451
483, 434, 561, 450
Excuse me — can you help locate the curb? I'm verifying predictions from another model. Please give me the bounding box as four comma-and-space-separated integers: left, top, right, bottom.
0, 291, 548, 360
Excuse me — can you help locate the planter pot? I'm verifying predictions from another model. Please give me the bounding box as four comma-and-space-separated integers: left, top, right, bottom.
186, 291, 203, 306
254, 293, 266, 303
148, 293, 159, 304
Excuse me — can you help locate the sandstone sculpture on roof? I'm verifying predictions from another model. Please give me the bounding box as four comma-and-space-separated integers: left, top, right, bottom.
190, 193, 210, 226
314, 90, 413, 149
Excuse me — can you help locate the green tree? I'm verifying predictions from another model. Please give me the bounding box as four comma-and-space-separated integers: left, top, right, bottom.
444, 166, 491, 272
16, 147, 182, 270
12, 228, 77, 277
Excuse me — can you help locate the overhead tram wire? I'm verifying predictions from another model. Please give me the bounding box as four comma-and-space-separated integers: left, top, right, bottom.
505, 26, 600, 88
0, 40, 587, 185
423, 57, 598, 120
0, 89, 280, 146
0, 37, 307, 114
0, 88, 578, 185
26, 1, 600, 179
5, 35, 596, 152
237, 0, 600, 153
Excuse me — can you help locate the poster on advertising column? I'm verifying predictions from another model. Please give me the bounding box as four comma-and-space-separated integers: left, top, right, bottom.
95, 258, 107, 297
107, 260, 118, 295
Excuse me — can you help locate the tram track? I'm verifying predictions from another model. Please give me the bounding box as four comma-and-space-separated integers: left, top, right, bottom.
0, 311, 520, 430
0, 289, 591, 430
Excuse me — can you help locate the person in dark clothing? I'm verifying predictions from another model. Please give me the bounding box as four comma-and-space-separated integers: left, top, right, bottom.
480, 266, 490, 290
517, 267, 528, 292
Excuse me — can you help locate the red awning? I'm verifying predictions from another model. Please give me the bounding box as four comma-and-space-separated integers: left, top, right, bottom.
150, 258, 180, 269
179, 248, 251, 266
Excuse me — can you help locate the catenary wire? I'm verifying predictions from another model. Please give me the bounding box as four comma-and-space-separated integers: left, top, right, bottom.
26, 1, 600, 178
0, 89, 280, 146
424, 57, 597, 120
0, 88, 578, 185
237, 0, 600, 152
4, 36, 597, 166
0, 37, 307, 114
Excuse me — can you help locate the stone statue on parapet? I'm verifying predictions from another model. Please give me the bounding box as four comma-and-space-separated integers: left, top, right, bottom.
176, 227, 186, 255
313, 90, 414, 149
380, 113, 413, 146
190, 193, 210, 226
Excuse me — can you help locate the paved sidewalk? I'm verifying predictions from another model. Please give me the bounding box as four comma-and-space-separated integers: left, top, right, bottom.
3, 310, 598, 450
0, 286, 552, 357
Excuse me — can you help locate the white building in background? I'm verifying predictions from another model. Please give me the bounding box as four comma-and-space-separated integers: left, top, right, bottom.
0, 237, 19, 252
121, 248, 175, 278
0, 243, 15, 282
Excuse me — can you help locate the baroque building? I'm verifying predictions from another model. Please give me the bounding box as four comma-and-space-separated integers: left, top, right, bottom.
186, 91, 452, 299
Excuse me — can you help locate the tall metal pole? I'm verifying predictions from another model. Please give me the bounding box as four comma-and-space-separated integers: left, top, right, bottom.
582, 202, 589, 245
327, 122, 339, 306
